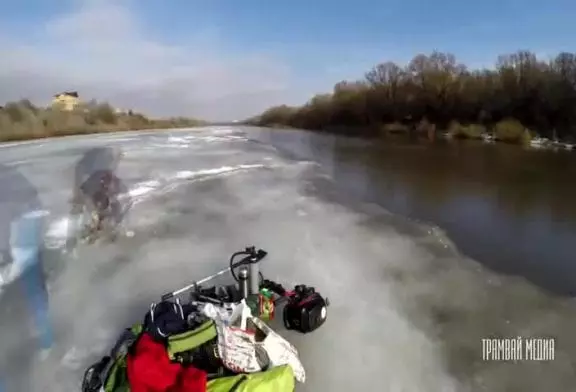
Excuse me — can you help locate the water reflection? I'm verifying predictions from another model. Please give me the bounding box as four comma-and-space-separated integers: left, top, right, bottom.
252, 128, 576, 296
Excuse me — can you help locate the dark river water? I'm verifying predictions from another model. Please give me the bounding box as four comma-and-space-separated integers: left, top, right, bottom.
250, 127, 576, 297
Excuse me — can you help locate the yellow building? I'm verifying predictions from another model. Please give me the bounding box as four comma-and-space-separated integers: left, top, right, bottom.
52, 91, 80, 111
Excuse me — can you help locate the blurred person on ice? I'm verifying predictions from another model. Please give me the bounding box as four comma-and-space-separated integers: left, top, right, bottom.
67, 146, 131, 249
0, 163, 53, 391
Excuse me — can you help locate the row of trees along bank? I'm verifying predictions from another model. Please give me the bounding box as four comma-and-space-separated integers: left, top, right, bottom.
251, 51, 576, 144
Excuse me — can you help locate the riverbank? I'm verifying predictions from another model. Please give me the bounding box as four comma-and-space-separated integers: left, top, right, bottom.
330, 119, 535, 145
0, 99, 206, 143
251, 50, 576, 146
253, 119, 576, 153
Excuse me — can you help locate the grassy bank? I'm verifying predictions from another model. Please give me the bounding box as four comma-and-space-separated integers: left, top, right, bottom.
0, 100, 206, 143
378, 118, 533, 144
263, 118, 534, 145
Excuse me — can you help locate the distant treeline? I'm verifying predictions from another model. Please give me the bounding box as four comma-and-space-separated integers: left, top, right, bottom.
250, 51, 576, 143
0, 99, 206, 142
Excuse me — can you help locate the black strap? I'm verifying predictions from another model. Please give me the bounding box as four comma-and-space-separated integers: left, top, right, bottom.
229, 375, 248, 392
81, 356, 111, 392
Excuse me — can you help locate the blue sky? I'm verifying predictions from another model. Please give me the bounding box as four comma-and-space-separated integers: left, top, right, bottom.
130, 0, 576, 68
1, 0, 575, 120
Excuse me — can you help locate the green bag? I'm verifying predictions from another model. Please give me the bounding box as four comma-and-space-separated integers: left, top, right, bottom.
207, 365, 295, 392
103, 358, 130, 392
98, 320, 218, 391
167, 320, 218, 360
101, 323, 143, 392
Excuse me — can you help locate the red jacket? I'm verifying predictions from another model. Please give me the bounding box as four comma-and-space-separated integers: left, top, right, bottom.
127, 332, 207, 392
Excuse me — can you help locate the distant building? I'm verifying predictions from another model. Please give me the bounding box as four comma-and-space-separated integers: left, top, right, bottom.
52, 91, 80, 111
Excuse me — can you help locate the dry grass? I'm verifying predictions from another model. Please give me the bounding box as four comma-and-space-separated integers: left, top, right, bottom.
0, 99, 206, 142
448, 122, 487, 139
493, 118, 530, 144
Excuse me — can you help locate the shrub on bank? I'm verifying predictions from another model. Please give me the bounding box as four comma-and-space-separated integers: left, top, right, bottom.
494, 119, 528, 144
0, 99, 205, 142
449, 122, 486, 139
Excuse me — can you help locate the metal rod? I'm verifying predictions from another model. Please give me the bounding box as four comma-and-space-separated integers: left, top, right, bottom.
171, 267, 231, 297
161, 248, 266, 301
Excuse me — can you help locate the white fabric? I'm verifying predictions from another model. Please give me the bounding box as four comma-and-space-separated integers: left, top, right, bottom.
199, 301, 237, 323
217, 325, 263, 373
228, 299, 252, 330
200, 299, 306, 382
251, 317, 306, 383
204, 300, 263, 374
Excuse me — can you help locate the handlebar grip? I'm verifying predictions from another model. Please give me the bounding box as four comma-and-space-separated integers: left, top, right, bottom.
161, 293, 173, 301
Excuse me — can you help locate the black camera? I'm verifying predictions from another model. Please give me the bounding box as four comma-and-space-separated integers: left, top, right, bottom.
282, 285, 329, 333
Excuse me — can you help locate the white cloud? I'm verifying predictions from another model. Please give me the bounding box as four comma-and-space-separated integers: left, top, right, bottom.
0, 0, 306, 121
